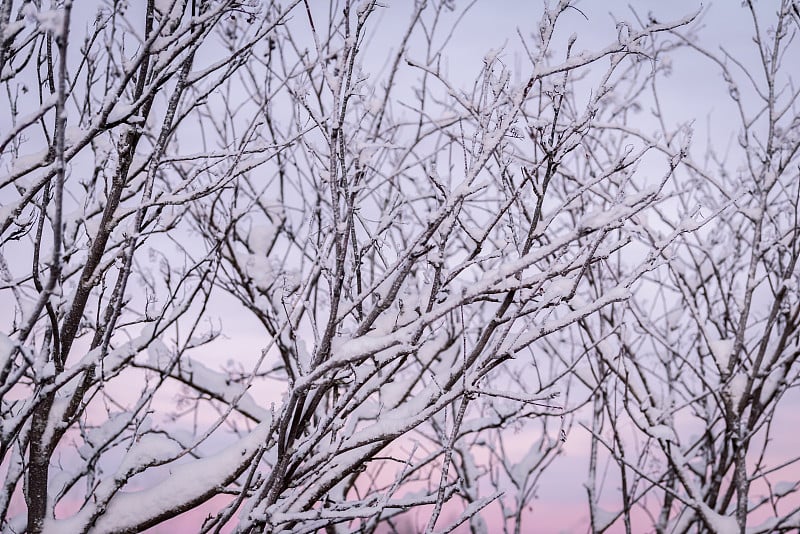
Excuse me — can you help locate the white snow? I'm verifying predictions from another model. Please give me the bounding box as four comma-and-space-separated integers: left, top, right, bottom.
510, 438, 547, 488
107, 103, 137, 124
740, 207, 762, 220
483, 48, 500, 64
698, 504, 739, 534
11, 148, 48, 176
0, 333, 14, 372
247, 254, 275, 291
43, 421, 271, 534
596, 338, 617, 360
0, 199, 21, 225
147, 337, 171, 365
35, 9, 65, 35
355, 0, 372, 21
248, 224, 276, 255
727, 373, 748, 407
648, 424, 677, 442
154, 0, 176, 15
116, 434, 183, 475
77, 413, 130, 458
64, 125, 86, 146
709, 339, 734, 370
2, 19, 25, 40
759, 367, 784, 404
579, 205, 631, 230
679, 215, 702, 232
623, 359, 648, 401
541, 276, 573, 301
775, 480, 798, 497
148, 352, 269, 422
593, 507, 618, 531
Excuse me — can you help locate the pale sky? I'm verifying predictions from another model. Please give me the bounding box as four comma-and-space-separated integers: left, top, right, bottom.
3, 1, 797, 532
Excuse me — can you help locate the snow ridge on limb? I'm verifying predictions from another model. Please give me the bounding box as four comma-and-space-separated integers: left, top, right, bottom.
42, 421, 272, 534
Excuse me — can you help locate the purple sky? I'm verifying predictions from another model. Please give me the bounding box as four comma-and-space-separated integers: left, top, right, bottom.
178, 2, 797, 532
3, 1, 796, 532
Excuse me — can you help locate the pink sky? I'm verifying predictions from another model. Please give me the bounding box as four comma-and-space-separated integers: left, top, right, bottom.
3, 1, 796, 532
